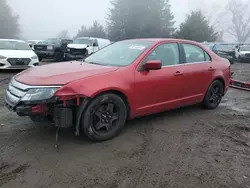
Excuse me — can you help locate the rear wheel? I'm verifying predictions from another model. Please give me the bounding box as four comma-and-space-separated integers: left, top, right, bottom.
81, 93, 127, 142
203, 80, 224, 109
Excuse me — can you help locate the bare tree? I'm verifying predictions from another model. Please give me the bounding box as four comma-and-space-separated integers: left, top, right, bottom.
226, 0, 250, 42
196, 1, 227, 41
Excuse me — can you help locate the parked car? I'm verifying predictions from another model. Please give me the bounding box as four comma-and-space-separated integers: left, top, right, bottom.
0, 39, 39, 69
4, 38, 231, 141
65, 37, 111, 60
235, 44, 250, 63
27, 40, 43, 50
33, 38, 73, 61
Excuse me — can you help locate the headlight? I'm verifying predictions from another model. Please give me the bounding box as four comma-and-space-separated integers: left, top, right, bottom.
31, 55, 38, 59
21, 87, 59, 101
0, 55, 6, 59
47, 46, 53, 50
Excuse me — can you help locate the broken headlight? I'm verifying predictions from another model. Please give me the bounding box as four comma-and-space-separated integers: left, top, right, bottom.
21, 87, 60, 101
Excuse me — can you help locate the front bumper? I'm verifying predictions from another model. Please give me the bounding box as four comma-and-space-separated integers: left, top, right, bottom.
240, 56, 250, 62
4, 78, 58, 112
0, 58, 39, 69
35, 50, 56, 59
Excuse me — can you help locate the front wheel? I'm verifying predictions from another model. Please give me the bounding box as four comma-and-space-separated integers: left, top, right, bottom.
81, 93, 127, 142
202, 80, 224, 109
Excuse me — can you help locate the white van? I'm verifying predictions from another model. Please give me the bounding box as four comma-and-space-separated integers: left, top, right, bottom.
65, 37, 111, 60
0, 39, 39, 69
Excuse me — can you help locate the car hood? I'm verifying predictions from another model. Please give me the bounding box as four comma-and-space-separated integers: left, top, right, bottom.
15, 61, 119, 85
67, 44, 88, 49
0, 50, 36, 58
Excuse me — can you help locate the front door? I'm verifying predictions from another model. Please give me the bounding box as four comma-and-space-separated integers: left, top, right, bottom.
134, 42, 187, 116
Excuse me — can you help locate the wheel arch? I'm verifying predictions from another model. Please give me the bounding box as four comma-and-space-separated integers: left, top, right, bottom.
213, 76, 225, 94
92, 89, 131, 120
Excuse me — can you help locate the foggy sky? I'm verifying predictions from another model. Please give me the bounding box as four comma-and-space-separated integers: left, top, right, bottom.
7, 0, 229, 40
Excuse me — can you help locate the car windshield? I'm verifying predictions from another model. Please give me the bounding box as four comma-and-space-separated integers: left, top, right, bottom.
73, 38, 92, 45
240, 46, 250, 51
84, 40, 153, 66
0, 40, 31, 50
37, 41, 44, 44
42, 39, 61, 45
215, 44, 234, 51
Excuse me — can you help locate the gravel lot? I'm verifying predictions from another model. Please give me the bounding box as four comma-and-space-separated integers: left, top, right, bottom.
0, 63, 250, 188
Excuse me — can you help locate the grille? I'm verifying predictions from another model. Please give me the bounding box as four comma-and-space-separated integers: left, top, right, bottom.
34, 45, 47, 51
245, 53, 250, 57
7, 58, 31, 65
69, 48, 87, 55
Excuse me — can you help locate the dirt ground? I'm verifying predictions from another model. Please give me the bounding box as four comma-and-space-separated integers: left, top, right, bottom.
0, 63, 250, 188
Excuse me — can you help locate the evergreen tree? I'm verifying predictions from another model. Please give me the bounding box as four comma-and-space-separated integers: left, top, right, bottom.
107, 0, 175, 41
0, 0, 20, 38
75, 21, 106, 38
175, 10, 218, 42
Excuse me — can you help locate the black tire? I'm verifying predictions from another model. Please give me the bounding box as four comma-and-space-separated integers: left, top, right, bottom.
54, 52, 63, 62
81, 93, 127, 142
238, 56, 242, 63
203, 80, 224, 109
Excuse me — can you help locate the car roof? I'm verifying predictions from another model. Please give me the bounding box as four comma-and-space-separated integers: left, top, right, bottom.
0, 39, 26, 43
122, 38, 204, 45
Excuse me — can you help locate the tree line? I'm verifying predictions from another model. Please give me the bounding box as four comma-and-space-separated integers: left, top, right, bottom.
1, 0, 250, 42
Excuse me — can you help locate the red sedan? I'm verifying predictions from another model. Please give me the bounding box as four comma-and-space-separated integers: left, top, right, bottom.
4, 38, 232, 141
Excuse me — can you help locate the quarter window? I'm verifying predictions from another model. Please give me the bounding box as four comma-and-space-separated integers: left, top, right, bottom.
183, 44, 208, 63
204, 51, 211, 61
144, 43, 180, 66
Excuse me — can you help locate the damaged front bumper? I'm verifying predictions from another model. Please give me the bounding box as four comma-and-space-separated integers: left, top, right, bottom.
4, 77, 90, 134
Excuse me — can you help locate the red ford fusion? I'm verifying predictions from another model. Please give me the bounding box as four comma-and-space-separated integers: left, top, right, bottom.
4, 38, 232, 141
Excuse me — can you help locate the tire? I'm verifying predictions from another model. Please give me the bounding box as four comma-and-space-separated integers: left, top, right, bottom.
203, 80, 224, 109
38, 57, 42, 62
54, 52, 62, 62
238, 56, 242, 63
81, 93, 127, 142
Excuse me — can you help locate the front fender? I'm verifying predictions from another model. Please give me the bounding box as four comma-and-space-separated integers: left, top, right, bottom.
54, 68, 136, 116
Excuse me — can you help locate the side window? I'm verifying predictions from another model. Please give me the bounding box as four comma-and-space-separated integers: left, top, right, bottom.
183, 44, 206, 63
93, 39, 98, 47
144, 43, 180, 66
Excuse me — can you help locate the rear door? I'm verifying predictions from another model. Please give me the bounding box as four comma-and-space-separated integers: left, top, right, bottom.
134, 42, 187, 116
181, 43, 214, 103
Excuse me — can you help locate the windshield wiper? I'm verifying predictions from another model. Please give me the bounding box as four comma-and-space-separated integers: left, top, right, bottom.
87, 62, 105, 65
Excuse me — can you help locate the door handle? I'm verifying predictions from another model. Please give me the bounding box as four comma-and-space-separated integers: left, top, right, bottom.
174, 71, 183, 76
208, 67, 215, 71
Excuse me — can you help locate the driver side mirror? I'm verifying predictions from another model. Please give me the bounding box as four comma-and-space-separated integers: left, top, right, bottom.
144, 60, 162, 70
